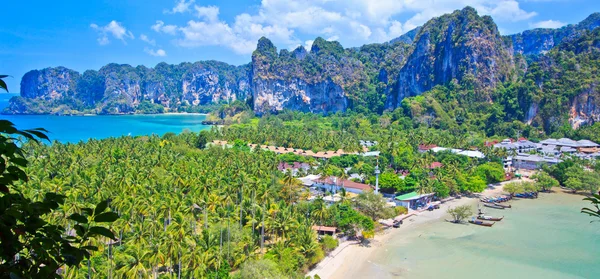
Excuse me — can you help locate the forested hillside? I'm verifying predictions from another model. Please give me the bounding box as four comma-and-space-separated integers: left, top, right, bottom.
6, 7, 600, 134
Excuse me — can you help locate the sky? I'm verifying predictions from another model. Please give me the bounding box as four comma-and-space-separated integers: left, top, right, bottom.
2, 0, 600, 92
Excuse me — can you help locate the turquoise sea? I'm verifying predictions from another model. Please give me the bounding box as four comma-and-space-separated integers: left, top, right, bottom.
351, 192, 600, 279
0, 93, 209, 143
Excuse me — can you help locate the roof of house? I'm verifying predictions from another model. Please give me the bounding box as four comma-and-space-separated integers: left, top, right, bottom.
418, 144, 437, 151
579, 147, 600, 153
539, 138, 599, 148
362, 151, 381, 157
457, 150, 485, 158
560, 146, 577, 152
315, 176, 373, 191
514, 154, 562, 164
430, 162, 444, 169
395, 191, 435, 201
312, 225, 337, 233
494, 139, 537, 150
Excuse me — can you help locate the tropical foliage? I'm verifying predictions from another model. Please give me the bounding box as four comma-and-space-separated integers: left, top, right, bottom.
9, 131, 383, 278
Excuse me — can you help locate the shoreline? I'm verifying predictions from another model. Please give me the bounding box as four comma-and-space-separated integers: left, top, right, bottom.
307, 182, 511, 279
2, 112, 208, 117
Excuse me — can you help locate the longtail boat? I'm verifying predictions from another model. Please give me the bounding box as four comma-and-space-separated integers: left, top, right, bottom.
469, 220, 495, 227
484, 203, 504, 209
494, 203, 511, 209
477, 215, 504, 221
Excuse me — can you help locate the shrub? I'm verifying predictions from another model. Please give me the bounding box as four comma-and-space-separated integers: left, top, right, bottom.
394, 206, 408, 216
320, 235, 339, 254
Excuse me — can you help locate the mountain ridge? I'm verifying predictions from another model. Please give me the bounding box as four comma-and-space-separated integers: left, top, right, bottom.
6, 7, 600, 133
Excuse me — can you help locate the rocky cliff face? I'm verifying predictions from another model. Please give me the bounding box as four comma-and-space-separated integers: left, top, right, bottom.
250, 37, 368, 114
387, 7, 514, 108
519, 27, 600, 131
11, 62, 250, 114
507, 13, 600, 56
8, 7, 600, 130
19, 67, 79, 100
570, 90, 600, 129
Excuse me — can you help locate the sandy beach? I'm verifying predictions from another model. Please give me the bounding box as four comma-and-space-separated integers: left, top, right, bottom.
307, 182, 512, 279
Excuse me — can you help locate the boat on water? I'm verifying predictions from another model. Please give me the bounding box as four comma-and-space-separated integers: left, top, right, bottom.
477, 215, 504, 221
493, 203, 511, 209
484, 203, 504, 209
469, 219, 495, 227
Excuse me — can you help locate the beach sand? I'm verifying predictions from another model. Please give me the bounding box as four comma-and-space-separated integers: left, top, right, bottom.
307, 182, 511, 279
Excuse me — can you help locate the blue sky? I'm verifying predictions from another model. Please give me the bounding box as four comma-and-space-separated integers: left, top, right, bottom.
2, 0, 599, 92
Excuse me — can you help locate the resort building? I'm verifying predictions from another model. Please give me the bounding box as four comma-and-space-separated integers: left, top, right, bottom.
394, 192, 435, 210
313, 176, 373, 194
539, 138, 599, 149
512, 154, 562, 170
502, 156, 513, 169
493, 138, 538, 153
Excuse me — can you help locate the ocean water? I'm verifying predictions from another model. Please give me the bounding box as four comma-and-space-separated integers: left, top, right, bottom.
0, 93, 209, 143
356, 192, 600, 279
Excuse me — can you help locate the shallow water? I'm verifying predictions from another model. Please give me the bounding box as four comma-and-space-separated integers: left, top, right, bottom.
355, 192, 600, 279
0, 94, 209, 143
0, 114, 209, 143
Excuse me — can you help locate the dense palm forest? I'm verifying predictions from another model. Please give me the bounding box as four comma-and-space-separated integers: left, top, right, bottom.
14, 133, 381, 278
7, 109, 600, 278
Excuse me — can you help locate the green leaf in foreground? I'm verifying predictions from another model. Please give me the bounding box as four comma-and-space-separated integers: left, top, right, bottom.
89, 226, 116, 240
93, 212, 119, 223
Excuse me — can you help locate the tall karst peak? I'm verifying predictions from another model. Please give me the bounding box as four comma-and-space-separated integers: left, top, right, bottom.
255, 37, 277, 59
387, 6, 513, 108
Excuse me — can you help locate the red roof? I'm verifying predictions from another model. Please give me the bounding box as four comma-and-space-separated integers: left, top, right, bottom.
484, 140, 499, 147
429, 162, 444, 169
315, 176, 373, 191
418, 144, 437, 151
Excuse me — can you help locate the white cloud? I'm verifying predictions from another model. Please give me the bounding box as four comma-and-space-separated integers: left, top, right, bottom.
156, 0, 539, 54
486, 0, 537, 22
151, 20, 178, 35
164, 0, 195, 14
145, 48, 167, 57
140, 34, 156, 45
304, 40, 314, 50
195, 5, 220, 22
530, 19, 566, 29
90, 20, 134, 45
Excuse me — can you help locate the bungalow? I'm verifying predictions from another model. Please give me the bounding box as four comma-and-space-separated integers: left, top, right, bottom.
277, 162, 311, 176
418, 144, 438, 153
395, 191, 435, 210
429, 162, 444, 169
313, 176, 373, 194
312, 225, 337, 238
359, 140, 378, 148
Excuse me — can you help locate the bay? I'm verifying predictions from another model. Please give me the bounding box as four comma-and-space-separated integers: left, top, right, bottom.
350, 192, 600, 279
0, 93, 209, 143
